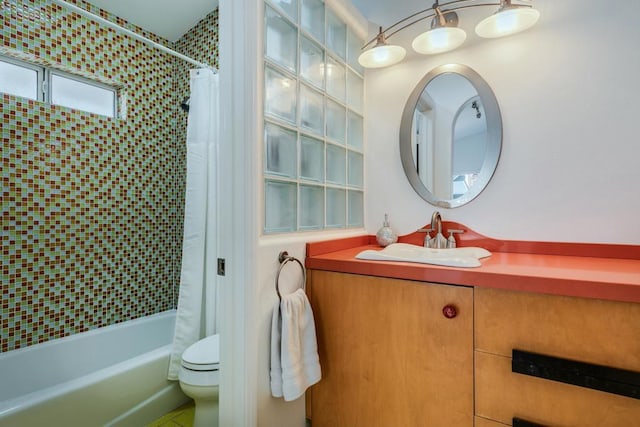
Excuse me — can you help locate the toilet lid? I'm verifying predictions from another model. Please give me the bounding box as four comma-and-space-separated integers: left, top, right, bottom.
182, 334, 220, 371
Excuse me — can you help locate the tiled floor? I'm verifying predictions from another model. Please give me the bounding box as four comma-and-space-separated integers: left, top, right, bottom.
146, 402, 195, 427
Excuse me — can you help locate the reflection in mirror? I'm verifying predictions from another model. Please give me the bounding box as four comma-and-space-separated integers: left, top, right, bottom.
400, 64, 501, 208
452, 96, 486, 198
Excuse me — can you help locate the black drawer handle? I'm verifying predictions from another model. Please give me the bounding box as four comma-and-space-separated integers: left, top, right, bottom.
512, 349, 640, 400
513, 418, 547, 427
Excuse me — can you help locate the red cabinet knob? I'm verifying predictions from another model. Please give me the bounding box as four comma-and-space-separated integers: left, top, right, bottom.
442, 304, 457, 319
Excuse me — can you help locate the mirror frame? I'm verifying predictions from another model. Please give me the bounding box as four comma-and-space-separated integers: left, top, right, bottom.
399, 64, 502, 208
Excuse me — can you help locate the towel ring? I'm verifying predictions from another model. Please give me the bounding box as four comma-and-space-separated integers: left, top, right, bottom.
275, 251, 306, 300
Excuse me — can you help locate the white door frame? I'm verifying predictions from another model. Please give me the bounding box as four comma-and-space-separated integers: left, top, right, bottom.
218, 0, 260, 425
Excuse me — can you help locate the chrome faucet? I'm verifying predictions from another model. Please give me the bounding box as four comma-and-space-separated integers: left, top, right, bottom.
418, 211, 464, 249
429, 211, 448, 249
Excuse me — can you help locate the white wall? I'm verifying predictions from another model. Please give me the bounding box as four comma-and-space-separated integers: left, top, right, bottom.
218, 0, 260, 424
255, 230, 364, 427
365, 0, 640, 244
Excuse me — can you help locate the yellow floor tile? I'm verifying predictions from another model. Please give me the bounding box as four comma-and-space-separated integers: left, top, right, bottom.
171, 406, 195, 427
146, 402, 195, 427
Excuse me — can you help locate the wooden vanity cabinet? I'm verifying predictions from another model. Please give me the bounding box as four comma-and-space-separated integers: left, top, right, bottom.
306, 270, 474, 427
475, 287, 640, 426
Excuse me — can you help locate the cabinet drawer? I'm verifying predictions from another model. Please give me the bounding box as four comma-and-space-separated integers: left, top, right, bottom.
475, 287, 640, 371
307, 271, 474, 427
475, 351, 640, 426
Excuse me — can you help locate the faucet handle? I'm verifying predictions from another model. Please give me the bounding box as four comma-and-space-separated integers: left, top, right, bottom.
446, 229, 464, 248
417, 227, 434, 248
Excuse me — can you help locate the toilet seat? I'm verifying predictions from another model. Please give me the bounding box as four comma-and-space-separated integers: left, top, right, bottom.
181, 334, 220, 371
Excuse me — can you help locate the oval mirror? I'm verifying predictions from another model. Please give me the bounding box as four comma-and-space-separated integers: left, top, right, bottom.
399, 64, 502, 208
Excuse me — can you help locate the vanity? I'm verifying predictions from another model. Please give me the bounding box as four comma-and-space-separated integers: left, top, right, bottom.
302, 62, 640, 425
303, 225, 640, 427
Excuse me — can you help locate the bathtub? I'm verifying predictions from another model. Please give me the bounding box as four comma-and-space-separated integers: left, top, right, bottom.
0, 309, 189, 427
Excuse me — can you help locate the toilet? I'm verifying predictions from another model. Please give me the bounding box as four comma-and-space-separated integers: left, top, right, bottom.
179, 334, 220, 427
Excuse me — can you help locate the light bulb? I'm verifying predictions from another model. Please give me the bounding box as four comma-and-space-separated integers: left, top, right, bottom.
358, 44, 406, 69
476, 6, 540, 38
412, 27, 467, 55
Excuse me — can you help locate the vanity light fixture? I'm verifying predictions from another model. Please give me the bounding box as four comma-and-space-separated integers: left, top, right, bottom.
357, 27, 407, 69
412, 7, 467, 55
475, 0, 540, 38
358, 0, 540, 69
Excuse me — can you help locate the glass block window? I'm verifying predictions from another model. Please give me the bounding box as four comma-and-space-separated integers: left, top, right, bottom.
263, 0, 365, 233
301, 0, 325, 43
265, 5, 298, 74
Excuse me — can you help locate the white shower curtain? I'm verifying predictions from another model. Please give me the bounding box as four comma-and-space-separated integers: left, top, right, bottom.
168, 68, 219, 380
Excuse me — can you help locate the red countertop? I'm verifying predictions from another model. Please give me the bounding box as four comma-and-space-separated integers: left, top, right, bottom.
305, 223, 640, 304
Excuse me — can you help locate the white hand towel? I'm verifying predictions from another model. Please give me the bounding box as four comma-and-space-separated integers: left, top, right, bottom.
270, 288, 321, 401
270, 301, 284, 398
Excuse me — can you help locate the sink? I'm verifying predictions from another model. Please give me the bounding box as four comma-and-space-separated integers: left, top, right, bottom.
355, 243, 491, 268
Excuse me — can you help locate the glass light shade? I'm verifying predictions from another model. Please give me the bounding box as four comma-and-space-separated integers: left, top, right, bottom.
358, 44, 406, 69
475, 7, 540, 38
412, 27, 467, 55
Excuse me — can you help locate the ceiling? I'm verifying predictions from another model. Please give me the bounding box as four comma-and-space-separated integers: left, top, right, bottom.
350, 0, 426, 29
83, 0, 393, 43
82, 0, 427, 44
86, 0, 218, 42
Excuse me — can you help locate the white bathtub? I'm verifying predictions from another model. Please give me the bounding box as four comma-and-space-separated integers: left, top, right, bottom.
0, 309, 189, 427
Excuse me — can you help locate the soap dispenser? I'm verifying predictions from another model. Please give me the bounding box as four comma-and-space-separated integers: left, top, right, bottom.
376, 214, 398, 247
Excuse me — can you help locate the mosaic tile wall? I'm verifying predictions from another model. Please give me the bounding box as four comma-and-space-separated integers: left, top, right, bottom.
1, 0, 219, 352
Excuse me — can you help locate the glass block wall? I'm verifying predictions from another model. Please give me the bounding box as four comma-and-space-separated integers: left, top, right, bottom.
263, 0, 365, 233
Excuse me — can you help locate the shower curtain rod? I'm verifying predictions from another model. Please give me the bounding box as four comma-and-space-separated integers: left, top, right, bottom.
49, 0, 217, 72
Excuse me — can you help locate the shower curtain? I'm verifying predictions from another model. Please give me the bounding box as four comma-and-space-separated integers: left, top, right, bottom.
168, 68, 219, 380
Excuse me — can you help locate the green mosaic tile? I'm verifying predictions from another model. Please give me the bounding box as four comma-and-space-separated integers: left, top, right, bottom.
1, 0, 219, 352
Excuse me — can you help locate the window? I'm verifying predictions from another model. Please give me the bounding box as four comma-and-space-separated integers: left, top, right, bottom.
263, 0, 365, 234
50, 72, 117, 117
0, 55, 118, 118
0, 56, 43, 101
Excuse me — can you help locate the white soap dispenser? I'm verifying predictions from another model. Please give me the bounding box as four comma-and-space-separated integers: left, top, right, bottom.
376, 214, 398, 247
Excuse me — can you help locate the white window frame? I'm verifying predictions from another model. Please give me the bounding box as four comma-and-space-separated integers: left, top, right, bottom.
0, 54, 118, 118
0, 55, 46, 102
48, 69, 118, 118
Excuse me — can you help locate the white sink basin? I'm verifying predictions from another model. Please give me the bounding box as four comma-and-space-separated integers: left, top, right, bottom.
355, 243, 491, 268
